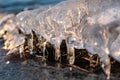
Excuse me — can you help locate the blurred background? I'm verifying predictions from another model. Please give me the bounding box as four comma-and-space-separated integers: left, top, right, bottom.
0, 0, 65, 13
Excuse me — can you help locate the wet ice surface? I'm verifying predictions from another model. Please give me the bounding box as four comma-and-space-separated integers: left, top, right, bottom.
16, 0, 120, 47
16, 0, 120, 62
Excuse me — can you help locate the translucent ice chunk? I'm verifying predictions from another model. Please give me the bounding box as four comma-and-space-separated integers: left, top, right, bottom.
16, 0, 88, 45
15, 0, 120, 79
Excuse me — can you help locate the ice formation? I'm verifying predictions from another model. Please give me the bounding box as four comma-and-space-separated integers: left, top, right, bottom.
16, 0, 120, 79
16, 0, 88, 63
0, 0, 120, 79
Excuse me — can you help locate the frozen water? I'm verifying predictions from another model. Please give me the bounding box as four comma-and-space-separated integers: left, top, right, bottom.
8, 0, 120, 79
16, 0, 88, 44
